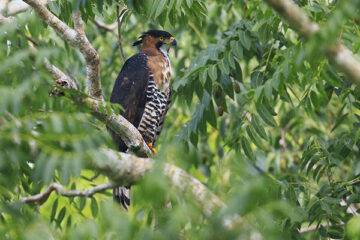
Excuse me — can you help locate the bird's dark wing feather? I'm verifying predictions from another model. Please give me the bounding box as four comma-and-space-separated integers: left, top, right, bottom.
109, 53, 149, 151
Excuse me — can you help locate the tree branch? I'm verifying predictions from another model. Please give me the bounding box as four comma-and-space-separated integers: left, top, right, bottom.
263, 0, 360, 85
23, 0, 103, 99
71, 11, 102, 100
93, 18, 117, 32
21, 182, 115, 204
81, 97, 152, 156
0, 13, 10, 23
44, 58, 78, 90
40, 61, 152, 156
86, 148, 225, 216
20, 148, 224, 216
1, 0, 47, 16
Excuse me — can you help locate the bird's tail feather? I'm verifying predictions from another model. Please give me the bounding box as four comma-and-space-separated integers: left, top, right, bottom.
113, 186, 131, 210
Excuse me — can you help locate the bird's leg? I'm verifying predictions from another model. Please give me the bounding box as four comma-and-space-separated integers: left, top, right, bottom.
147, 142, 157, 154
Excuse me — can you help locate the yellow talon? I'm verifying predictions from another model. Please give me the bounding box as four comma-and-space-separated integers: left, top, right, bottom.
147, 142, 157, 155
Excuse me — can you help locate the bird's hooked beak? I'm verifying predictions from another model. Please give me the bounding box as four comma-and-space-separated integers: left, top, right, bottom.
163, 37, 177, 53
165, 37, 177, 47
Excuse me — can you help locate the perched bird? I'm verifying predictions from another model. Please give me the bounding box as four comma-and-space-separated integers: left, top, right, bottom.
109, 30, 177, 209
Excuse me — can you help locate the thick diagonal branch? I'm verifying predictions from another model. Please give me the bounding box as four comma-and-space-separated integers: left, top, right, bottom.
21, 182, 115, 204
23, 0, 103, 99
88, 149, 225, 216
264, 0, 360, 85
72, 11, 102, 99
82, 97, 152, 156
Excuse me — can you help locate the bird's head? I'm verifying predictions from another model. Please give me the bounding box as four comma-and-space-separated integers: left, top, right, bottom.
133, 30, 177, 51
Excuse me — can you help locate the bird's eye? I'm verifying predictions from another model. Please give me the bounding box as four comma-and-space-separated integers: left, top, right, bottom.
159, 36, 164, 41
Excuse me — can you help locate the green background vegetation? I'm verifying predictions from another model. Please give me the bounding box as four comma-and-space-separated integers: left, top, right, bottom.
0, 0, 359, 239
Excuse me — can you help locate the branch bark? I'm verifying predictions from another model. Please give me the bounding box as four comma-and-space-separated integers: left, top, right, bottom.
44, 58, 78, 90
21, 182, 115, 204
72, 11, 102, 100
20, 148, 224, 216
87, 148, 225, 216
82, 97, 152, 156
1, 0, 47, 16
264, 0, 360, 85
41, 62, 152, 156
23, 0, 103, 99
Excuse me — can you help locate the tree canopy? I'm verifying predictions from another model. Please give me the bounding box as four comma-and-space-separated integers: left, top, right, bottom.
0, 0, 359, 239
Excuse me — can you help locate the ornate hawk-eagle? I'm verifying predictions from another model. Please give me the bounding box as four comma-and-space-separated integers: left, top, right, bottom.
110, 30, 177, 209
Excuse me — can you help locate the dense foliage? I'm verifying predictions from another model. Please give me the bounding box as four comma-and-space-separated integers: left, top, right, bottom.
0, 0, 359, 239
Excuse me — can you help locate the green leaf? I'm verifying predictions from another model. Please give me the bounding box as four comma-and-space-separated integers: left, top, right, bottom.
208, 64, 218, 81
256, 104, 277, 127
239, 31, 251, 50
241, 137, 255, 161
310, 90, 319, 108
233, 62, 243, 82
200, 68, 208, 84
219, 59, 230, 75
186, 0, 193, 8
264, 102, 277, 117
246, 125, 265, 151
155, 0, 167, 18
226, 51, 236, 69
220, 74, 234, 99
149, 0, 160, 17
78, 197, 86, 211
306, 154, 321, 175
346, 216, 360, 239
50, 198, 59, 222
251, 71, 264, 88
331, 113, 348, 132
190, 132, 198, 146
204, 99, 217, 128
204, 76, 213, 93
251, 115, 268, 140
213, 85, 227, 112
66, 215, 72, 228
194, 77, 204, 99
90, 197, 99, 217
56, 207, 66, 225
231, 40, 243, 59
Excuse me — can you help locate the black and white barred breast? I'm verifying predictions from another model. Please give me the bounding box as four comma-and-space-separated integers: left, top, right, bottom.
137, 76, 171, 144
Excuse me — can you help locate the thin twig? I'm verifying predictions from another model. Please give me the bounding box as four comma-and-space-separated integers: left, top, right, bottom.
21, 182, 115, 204
93, 18, 117, 32
116, 5, 128, 61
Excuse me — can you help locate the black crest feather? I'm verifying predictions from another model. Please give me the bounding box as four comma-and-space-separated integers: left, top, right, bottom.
132, 29, 173, 46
